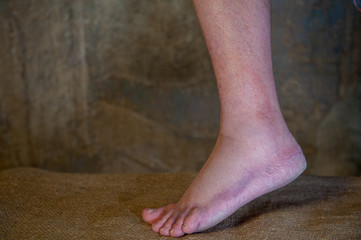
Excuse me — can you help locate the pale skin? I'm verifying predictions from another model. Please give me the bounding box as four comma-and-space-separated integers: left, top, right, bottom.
142, 0, 307, 237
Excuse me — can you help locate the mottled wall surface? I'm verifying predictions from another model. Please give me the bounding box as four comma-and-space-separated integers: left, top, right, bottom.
271, 1, 361, 176
0, 0, 360, 176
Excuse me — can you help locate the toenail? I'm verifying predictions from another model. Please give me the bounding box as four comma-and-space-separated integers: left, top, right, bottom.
183, 224, 187, 230
147, 208, 156, 214
170, 228, 174, 234
159, 227, 164, 232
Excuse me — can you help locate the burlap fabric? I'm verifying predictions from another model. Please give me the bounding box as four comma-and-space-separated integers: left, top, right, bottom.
0, 168, 360, 239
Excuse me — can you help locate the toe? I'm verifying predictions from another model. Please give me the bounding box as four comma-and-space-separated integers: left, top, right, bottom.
182, 208, 201, 234
159, 212, 178, 236
151, 208, 175, 233
170, 213, 187, 237
170, 226, 185, 238
142, 207, 166, 224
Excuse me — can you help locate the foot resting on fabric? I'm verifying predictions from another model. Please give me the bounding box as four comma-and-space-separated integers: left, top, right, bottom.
142, 117, 307, 237
143, 0, 307, 237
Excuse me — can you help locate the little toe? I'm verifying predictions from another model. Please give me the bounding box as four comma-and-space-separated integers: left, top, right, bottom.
182, 208, 201, 234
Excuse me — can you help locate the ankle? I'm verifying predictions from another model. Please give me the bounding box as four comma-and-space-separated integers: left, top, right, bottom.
219, 109, 290, 139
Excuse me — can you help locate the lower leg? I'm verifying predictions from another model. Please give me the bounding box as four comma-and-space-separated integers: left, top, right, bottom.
143, 0, 306, 237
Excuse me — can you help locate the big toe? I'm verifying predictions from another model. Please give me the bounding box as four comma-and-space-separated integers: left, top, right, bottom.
142, 207, 165, 224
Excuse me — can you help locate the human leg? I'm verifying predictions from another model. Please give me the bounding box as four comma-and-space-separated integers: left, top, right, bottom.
142, 0, 306, 237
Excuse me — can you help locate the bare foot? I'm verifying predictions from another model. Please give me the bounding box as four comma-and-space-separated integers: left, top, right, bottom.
142, 118, 307, 237
143, 0, 307, 237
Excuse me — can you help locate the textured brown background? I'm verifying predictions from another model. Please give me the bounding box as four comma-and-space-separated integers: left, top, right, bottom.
0, 168, 360, 239
0, 0, 360, 175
